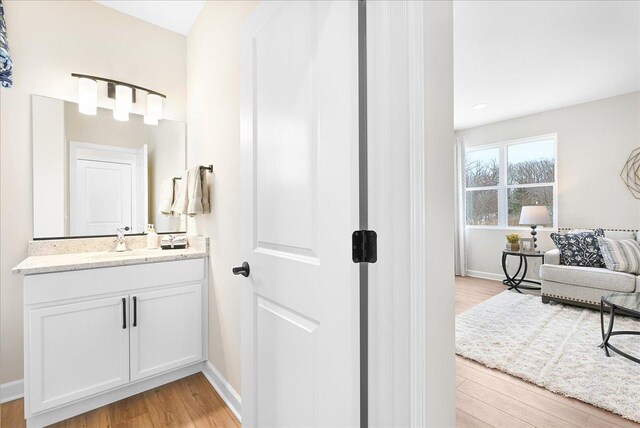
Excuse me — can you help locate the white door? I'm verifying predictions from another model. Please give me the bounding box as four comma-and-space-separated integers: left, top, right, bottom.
240, 1, 360, 427
73, 159, 133, 236
70, 142, 148, 236
27, 296, 130, 413
129, 284, 203, 381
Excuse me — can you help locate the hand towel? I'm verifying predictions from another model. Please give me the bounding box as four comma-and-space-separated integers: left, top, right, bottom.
187, 166, 204, 215
200, 168, 211, 214
171, 166, 211, 216
159, 178, 176, 216
171, 169, 190, 215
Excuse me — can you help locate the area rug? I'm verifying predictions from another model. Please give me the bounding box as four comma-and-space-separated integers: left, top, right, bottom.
456, 291, 640, 423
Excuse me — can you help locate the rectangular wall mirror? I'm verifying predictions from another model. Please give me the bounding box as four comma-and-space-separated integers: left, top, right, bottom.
32, 95, 187, 239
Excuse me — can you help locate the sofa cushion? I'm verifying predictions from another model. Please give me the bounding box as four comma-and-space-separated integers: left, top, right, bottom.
550, 229, 605, 267
605, 230, 635, 240
597, 237, 640, 274
540, 264, 636, 293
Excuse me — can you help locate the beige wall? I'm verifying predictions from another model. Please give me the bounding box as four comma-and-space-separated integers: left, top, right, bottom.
0, 0, 186, 384
186, 0, 258, 394
457, 92, 640, 279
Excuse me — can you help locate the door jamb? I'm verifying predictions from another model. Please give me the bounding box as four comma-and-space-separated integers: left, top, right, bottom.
366, 1, 455, 426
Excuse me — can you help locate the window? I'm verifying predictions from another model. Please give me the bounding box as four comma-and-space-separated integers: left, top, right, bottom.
465, 135, 556, 228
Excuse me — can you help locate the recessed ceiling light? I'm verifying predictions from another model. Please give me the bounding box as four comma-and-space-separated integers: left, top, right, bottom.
472, 103, 488, 110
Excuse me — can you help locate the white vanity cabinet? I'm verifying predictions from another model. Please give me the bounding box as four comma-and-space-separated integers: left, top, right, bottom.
21, 257, 208, 428
130, 284, 203, 381
27, 295, 131, 413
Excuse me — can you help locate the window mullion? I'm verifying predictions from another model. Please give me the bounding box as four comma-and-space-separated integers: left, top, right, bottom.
499, 145, 507, 227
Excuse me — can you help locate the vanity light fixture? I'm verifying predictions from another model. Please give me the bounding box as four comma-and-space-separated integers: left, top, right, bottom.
113, 84, 132, 121
77, 77, 97, 115
143, 114, 158, 126
71, 73, 166, 125
145, 93, 163, 124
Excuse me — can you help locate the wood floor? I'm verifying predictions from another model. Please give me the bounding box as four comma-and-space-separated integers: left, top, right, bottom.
2, 277, 637, 427
455, 276, 640, 428
0, 373, 239, 428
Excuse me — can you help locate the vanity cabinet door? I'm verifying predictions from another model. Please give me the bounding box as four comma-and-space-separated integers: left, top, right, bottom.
27, 296, 130, 414
130, 284, 203, 381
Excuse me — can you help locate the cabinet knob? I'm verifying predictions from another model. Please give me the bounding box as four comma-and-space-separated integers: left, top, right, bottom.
232, 262, 250, 277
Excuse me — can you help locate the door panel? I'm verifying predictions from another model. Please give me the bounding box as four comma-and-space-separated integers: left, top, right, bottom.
27, 296, 129, 413
129, 284, 203, 381
241, 1, 360, 426
254, 0, 318, 259
73, 159, 133, 236
256, 297, 319, 427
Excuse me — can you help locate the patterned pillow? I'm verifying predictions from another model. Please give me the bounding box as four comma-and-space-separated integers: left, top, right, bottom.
550, 228, 605, 267
597, 237, 640, 274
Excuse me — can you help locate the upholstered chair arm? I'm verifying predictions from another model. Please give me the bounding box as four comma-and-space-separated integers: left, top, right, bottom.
544, 248, 560, 265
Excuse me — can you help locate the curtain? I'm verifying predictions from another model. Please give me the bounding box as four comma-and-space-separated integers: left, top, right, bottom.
0, 0, 12, 88
454, 135, 467, 276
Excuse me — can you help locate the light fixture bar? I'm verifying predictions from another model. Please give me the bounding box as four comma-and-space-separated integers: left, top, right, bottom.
71, 73, 166, 98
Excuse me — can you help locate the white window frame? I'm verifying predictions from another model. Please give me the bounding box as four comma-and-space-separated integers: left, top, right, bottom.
465, 133, 558, 230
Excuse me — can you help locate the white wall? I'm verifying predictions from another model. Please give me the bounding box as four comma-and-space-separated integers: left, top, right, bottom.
457, 92, 640, 280
0, 0, 186, 384
186, 0, 258, 395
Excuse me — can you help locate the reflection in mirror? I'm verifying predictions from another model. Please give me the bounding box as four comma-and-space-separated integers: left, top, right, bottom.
32, 95, 186, 239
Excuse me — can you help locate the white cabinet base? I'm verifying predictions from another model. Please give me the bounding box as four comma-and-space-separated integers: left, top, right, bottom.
21, 258, 209, 428
26, 362, 203, 428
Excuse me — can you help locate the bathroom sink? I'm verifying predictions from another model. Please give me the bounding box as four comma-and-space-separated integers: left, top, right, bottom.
87, 250, 160, 259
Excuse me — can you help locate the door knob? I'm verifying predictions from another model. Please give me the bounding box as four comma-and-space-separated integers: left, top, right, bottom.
232, 261, 250, 277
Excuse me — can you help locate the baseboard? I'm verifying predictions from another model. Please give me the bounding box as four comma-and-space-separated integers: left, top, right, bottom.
202, 361, 241, 422
1, 379, 24, 403
466, 270, 504, 282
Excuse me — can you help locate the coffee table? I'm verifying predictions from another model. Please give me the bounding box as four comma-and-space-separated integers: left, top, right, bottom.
600, 292, 640, 363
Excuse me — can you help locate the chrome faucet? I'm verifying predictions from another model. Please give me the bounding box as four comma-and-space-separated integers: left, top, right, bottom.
112, 226, 131, 252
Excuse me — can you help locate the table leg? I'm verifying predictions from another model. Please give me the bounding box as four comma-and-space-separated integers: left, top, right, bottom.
600, 300, 605, 346
602, 305, 615, 357
502, 255, 523, 291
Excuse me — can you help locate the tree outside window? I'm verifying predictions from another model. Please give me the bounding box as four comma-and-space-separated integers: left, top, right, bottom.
465, 136, 556, 228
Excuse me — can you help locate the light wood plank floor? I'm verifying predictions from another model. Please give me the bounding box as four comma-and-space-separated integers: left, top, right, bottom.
2, 277, 637, 427
0, 373, 239, 428
455, 276, 640, 428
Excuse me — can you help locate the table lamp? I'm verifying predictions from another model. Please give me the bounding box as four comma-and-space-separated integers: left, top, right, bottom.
519, 205, 550, 250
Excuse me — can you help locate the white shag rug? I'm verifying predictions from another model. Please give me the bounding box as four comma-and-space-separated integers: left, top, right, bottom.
456, 291, 640, 423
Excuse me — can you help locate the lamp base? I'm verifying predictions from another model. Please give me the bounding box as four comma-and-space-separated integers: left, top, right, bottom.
530, 225, 538, 249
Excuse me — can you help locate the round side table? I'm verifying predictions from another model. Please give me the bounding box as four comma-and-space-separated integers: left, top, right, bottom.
501, 250, 544, 293
600, 292, 640, 364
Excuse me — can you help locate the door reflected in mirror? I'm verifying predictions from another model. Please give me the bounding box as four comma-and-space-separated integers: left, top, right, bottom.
32, 95, 186, 239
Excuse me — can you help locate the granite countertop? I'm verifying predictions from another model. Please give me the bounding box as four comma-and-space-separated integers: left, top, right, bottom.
13, 236, 209, 275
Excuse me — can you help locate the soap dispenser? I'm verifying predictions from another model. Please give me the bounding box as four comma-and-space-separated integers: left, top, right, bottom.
146, 224, 159, 249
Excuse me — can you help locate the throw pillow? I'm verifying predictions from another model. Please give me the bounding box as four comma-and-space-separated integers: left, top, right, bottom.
597, 237, 640, 275
550, 228, 605, 267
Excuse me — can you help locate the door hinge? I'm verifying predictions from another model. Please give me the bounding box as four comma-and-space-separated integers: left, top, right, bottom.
352, 230, 377, 263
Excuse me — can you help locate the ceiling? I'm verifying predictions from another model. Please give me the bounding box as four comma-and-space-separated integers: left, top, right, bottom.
454, 1, 640, 130
95, 1, 206, 35
94, 1, 639, 129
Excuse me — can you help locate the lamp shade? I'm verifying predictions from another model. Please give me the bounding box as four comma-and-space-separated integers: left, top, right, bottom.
519, 205, 550, 226
146, 93, 163, 120
144, 115, 158, 125
113, 85, 132, 121
78, 77, 97, 115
